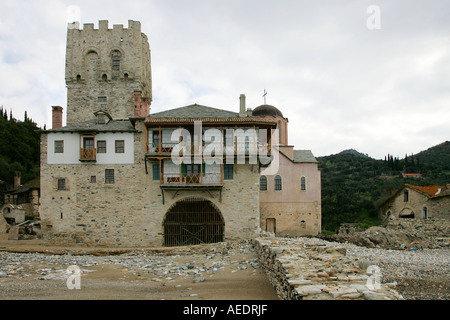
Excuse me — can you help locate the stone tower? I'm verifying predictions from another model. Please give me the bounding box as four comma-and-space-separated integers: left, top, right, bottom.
65, 20, 152, 124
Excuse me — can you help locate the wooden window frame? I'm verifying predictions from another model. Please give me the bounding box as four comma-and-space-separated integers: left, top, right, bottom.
97, 140, 107, 153
105, 169, 115, 184
54, 140, 64, 154
115, 140, 125, 153
57, 178, 66, 191
152, 163, 160, 181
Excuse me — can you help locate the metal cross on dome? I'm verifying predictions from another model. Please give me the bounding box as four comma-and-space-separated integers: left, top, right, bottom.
263, 89, 268, 104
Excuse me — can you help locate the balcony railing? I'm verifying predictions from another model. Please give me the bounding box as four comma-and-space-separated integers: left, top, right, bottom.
161, 173, 223, 186
147, 142, 271, 156
80, 148, 97, 161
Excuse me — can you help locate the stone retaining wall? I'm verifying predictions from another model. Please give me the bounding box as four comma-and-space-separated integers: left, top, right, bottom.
253, 237, 403, 300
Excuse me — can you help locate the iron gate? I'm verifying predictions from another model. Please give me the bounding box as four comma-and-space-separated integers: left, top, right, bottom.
163, 198, 225, 247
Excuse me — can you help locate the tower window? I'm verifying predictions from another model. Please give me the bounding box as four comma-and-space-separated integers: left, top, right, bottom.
98, 96, 107, 103
113, 59, 120, 70
111, 50, 122, 71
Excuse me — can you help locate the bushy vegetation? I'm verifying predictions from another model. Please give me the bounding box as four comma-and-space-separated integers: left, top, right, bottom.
0, 107, 42, 194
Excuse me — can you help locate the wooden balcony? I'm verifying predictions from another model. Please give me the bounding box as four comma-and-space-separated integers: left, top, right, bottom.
147, 142, 271, 157
80, 148, 97, 162
159, 172, 224, 205
161, 173, 223, 186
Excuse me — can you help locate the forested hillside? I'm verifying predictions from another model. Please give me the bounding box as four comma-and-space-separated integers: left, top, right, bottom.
0, 107, 41, 192
318, 141, 450, 233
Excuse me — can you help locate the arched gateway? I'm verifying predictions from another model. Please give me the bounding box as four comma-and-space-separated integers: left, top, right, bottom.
163, 198, 225, 247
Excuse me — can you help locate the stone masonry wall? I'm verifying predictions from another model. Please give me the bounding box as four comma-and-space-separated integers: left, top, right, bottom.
65, 20, 152, 123
40, 125, 261, 247
254, 237, 403, 300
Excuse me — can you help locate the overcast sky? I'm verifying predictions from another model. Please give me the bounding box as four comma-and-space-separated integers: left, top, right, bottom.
0, 0, 449, 159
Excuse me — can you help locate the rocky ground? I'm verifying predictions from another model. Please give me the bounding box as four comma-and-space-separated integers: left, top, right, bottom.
341, 243, 450, 300
0, 240, 279, 300
296, 237, 450, 300
0, 238, 448, 300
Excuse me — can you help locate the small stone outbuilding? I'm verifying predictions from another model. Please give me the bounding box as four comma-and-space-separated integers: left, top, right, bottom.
380, 184, 449, 222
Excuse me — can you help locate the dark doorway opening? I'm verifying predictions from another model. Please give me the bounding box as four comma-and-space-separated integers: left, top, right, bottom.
163, 198, 225, 247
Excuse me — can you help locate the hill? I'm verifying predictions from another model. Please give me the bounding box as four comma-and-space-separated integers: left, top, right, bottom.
339, 149, 369, 158
0, 108, 41, 195
318, 142, 450, 233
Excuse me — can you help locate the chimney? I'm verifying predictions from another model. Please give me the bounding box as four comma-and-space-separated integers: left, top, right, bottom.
239, 94, 246, 117
133, 91, 150, 117
52, 106, 63, 129
14, 171, 21, 189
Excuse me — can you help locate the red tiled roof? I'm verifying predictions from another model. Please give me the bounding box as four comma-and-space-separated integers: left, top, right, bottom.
406, 184, 448, 198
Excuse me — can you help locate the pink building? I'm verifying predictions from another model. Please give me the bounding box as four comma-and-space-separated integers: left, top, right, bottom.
252, 104, 322, 236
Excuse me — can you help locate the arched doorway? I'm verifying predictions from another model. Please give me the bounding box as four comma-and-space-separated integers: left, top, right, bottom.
399, 208, 415, 219
163, 198, 225, 247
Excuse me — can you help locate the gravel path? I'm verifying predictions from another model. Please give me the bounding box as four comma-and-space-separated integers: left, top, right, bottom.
0, 240, 279, 300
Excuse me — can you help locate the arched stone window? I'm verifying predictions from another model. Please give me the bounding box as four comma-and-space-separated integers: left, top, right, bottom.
85, 50, 99, 81
260, 176, 267, 191
301, 176, 306, 191
275, 175, 282, 191
111, 50, 122, 71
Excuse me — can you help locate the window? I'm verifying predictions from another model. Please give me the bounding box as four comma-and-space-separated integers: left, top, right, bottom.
152, 164, 160, 181
97, 140, 106, 153
422, 207, 428, 219
224, 164, 234, 180
113, 59, 120, 71
152, 132, 160, 148
105, 169, 115, 184
275, 175, 282, 191
300, 220, 306, 229
57, 178, 66, 190
98, 96, 107, 103
112, 50, 122, 71
301, 177, 306, 191
55, 141, 64, 153
404, 190, 409, 202
90, 176, 96, 183
260, 176, 267, 191
115, 140, 125, 153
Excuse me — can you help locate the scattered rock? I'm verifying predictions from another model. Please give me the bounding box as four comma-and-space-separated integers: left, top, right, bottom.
193, 277, 205, 283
